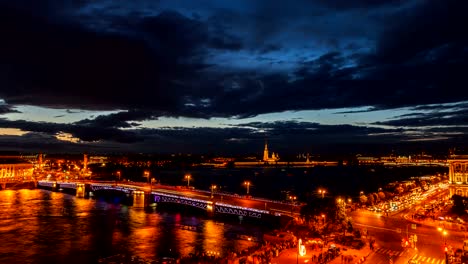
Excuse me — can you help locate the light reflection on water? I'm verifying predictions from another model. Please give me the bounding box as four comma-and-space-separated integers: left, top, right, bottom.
0, 189, 264, 264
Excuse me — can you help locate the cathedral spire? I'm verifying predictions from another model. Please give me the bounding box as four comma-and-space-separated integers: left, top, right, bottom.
263, 140, 269, 161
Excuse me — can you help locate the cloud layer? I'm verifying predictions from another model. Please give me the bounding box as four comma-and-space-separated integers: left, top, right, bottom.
0, 0, 467, 153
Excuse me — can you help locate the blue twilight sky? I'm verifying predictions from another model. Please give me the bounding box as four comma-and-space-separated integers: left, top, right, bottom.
0, 0, 467, 155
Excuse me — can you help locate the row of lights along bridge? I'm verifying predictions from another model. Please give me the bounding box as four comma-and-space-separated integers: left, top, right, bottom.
133, 171, 253, 198
116, 171, 363, 205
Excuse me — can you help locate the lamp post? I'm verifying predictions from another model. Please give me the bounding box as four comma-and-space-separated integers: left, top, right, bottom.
244, 181, 250, 195
318, 189, 326, 198
185, 174, 191, 187
289, 195, 297, 216
144, 170, 150, 184
116, 171, 121, 182
211, 185, 217, 199
438, 227, 449, 263
150, 178, 155, 192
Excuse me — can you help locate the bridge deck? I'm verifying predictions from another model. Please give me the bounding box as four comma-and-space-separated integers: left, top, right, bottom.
38, 180, 302, 216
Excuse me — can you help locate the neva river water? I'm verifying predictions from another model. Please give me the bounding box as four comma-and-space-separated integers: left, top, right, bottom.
152, 165, 448, 200
0, 189, 263, 264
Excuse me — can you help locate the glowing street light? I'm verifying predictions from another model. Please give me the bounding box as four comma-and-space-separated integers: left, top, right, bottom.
116, 171, 121, 181
150, 178, 156, 192
438, 227, 449, 263
289, 195, 297, 216
210, 184, 217, 198
185, 174, 191, 187
244, 181, 251, 195
144, 170, 150, 184
318, 189, 326, 198
438, 227, 448, 244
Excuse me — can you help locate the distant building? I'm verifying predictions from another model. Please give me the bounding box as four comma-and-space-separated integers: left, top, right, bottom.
356, 155, 379, 165
263, 141, 280, 163
448, 155, 468, 197
88, 156, 108, 165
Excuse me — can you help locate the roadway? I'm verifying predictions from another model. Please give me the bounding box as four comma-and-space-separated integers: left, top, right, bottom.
349, 186, 466, 264
99, 182, 301, 217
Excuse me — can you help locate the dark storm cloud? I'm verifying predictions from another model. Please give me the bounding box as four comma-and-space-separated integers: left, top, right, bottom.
1, 0, 466, 120
75, 110, 160, 128
0, 2, 234, 114
0, 104, 20, 115
117, 120, 408, 154
0, 118, 141, 143
374, 107, 468, 128
235, 120, 401, 139
0, 0, 467, 153
314, 0, 405, 9
0, 131, 129, 153
410, 102, 468, 112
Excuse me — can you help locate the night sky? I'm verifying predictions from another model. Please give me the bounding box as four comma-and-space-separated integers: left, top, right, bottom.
0, 0, 467, 155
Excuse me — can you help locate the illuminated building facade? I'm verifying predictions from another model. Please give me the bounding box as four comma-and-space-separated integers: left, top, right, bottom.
448, 155, 468, 197
0, 156, 34, 184
263, 141, 279, 163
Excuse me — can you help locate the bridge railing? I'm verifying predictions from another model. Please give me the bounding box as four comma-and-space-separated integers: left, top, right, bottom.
194, 189, 295, 206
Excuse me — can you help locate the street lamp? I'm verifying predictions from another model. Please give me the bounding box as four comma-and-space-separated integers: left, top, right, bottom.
116, 171, 121, 182
289, 195, 297, 203
150, 178, 156, 192
144, 170, 150, 184
289, 195, 297, 216
210, 184, 217, 198
438, 227, 448, 243
185, 174, 191, 187
244, 181, 251, 195
318, 189, 326, 198
438, 227, 449, 263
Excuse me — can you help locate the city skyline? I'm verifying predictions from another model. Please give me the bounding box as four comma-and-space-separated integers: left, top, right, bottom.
0, 0, 467, 154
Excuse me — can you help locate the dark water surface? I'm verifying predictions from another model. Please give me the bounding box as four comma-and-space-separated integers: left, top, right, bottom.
0, 189, 262, 264
153, 165, 448, 199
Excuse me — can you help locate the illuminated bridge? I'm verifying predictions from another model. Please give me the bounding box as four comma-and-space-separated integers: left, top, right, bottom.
37, 180, 302, 220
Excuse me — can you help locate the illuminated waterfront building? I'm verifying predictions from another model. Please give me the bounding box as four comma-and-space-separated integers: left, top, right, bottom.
0, 156, 34, 185
448, 155, 468, 197
263, 141, 279, 163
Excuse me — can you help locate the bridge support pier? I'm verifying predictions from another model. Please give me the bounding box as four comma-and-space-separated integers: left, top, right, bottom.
206, 201, 215, 217
76, 183, 85, 198
133, 191, 146, 208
